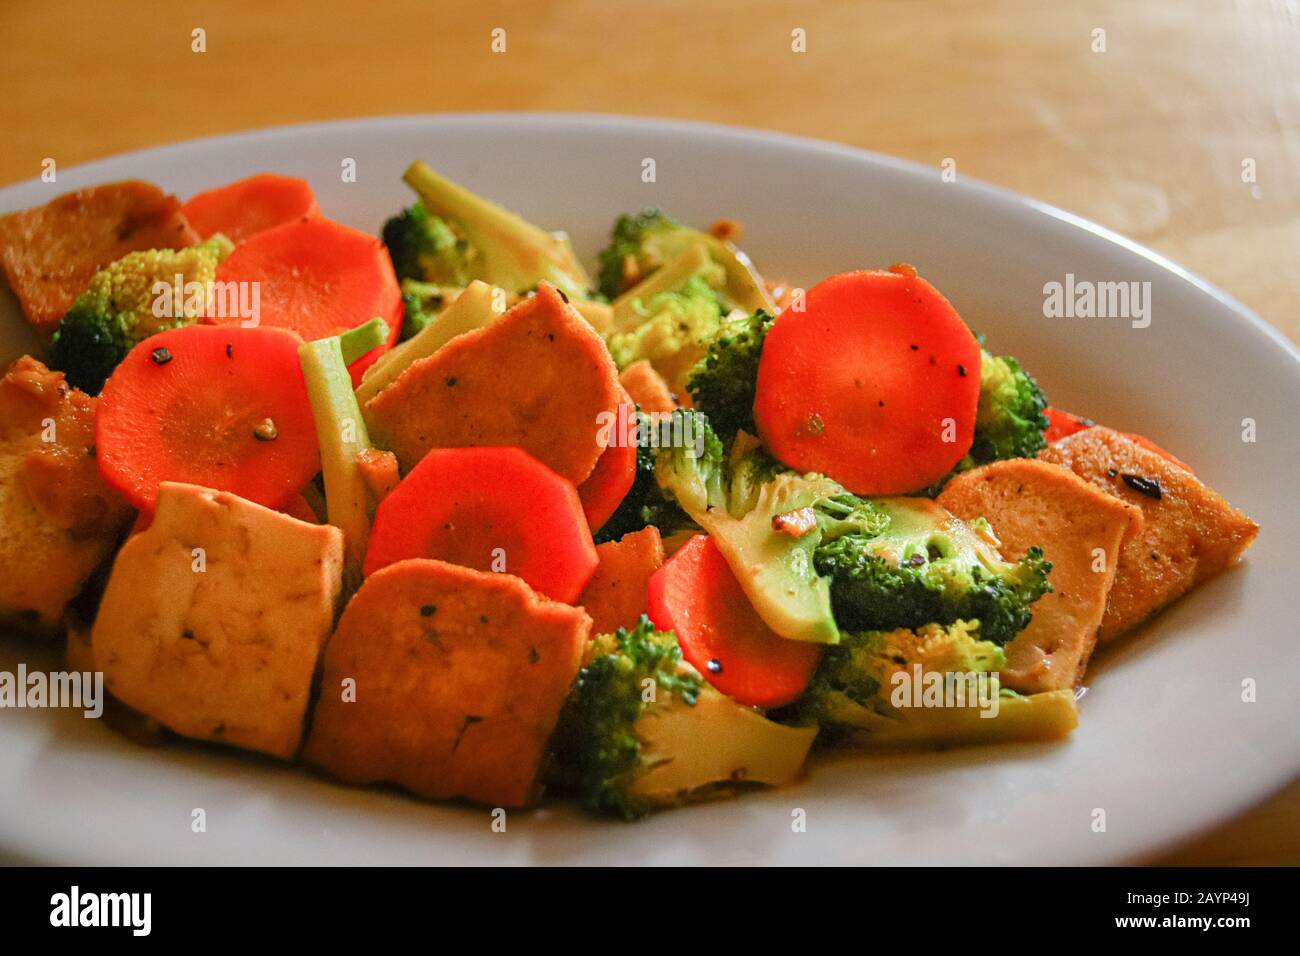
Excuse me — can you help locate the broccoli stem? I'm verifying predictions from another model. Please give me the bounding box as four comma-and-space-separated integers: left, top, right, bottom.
338, 316, 390, 365
299, 321, 388, 591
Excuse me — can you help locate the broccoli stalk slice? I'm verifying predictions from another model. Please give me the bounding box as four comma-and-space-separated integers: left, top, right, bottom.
354, 280, 503, 409
401, 161, 591, 299
299, 317, 388, 591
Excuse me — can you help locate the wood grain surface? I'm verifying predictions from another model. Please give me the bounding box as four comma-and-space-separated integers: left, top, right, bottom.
1, 0, 1295, 864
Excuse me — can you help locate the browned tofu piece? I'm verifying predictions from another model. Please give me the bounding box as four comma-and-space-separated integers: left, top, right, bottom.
0, 356, 133, 627
1040, 427, 1258, 639
0, 181, 199, 335
618, 359, 677, 414
93, 482, 345, 759
364, 284, 621, 484
304, 559, 591, 807
939, 459, 1142, 691
576, 526, 665, 634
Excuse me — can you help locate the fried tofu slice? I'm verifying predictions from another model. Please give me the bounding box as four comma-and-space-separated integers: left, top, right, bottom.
618, 359, 677, 414
304, 559, 591, 807
577, 527, 665, 634
939, 459, 1142, 691
364, 283, 621, 484
0, 181, 199, 335
1040, 427, 1258, 639
92, 482, 344, 759
0, 357, 133, 627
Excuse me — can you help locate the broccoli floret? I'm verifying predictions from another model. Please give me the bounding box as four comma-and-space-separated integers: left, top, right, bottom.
399, 161, 591, 299
48, 236, 233, 393
595, 209, 686, 299
606, 272, 726, 394
655, 413, 844, 644
570, 617, 817, 819
592, 409, 696, 544
570, 619, 703, 819
397, 279, 456, 341
596, 209, 774, 313
968, 349, 1049, 464
686, 309, 774, 441
812, 497, 1052, 645
381, 201, 472, 286
785, 620, 1002, 738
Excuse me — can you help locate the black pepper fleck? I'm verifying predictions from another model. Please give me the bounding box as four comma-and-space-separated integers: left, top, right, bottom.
706, 659, 723, 674
1121, 473, 1163, 500
151, 347, 173, 365
225, 343, 234, 359
957, 364, 967, 377
420, 604, 436, 617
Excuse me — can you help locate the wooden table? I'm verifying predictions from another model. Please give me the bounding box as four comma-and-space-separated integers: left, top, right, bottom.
2, 0, 1296, 864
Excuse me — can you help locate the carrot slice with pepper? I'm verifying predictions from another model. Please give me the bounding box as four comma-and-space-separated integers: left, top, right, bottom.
577, 397, 638, 532
364, 446, 598, 603
212, 217, 401, 384
96, 325, 321, 511
754, 268, 981, 495
181, 173, 320, 245
647, 534, 822, 709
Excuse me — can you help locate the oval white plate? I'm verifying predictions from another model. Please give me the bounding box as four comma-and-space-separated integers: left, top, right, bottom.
1, 115, 1296, 866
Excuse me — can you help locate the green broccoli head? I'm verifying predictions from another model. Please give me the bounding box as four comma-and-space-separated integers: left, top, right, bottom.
968, 349, 1049, 464
592, 408, 698, 545
569, 616, 818, 819
396, 278, 458, 341
606, 272, 726, 394
595, 209, 690, 299
48, 235, 233, 394
570, 618, 704, 820
381, 201, 472, 286
812, 497, 1052, 645
685, 309, 773, 441
788, 619, 1004, 736
650, 407, 729, 516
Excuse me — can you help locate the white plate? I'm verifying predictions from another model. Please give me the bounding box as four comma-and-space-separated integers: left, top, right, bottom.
0, 115, 1296, 866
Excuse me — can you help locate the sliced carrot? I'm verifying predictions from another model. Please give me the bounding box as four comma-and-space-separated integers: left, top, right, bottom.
1043, 407, 1094, 444
96, 325, 321, 511
212, 217, 402, 385
577, 397, 638, 532
754, 268, 981, 495
364, 446, 598, 603
181, 174, 319, 246
647, 534, 822, 709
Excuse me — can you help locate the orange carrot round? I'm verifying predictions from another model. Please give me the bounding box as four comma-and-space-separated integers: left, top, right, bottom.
364, 446, 599, 604
182, 173, 320, 245
212, 217, 402, 384
96, 325, 321, 511
755, 269, 981, 495
647, 534, 822, 708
